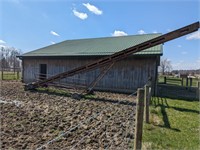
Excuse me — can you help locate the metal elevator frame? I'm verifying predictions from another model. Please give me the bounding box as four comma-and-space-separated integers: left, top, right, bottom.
25, 21, 200, 91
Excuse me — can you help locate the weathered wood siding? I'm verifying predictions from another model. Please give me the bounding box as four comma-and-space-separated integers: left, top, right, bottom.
22, 56, 158, 93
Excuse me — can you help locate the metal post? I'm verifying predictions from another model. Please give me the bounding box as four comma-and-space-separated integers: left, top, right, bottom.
85, 63, 114, 94
134, 88, 145, 150
144, 85, 150, 123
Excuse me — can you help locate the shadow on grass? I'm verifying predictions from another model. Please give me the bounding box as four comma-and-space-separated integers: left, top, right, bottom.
151, 97, 199, 114
30, 87, 136, 107
157, 84, 199, 102
151, 97, 181, 132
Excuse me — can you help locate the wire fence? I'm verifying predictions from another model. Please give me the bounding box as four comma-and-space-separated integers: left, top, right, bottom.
34, 82, 152, 150
1, 78, 150, 149
35, 81, 151, 149
36, 97, 136, 150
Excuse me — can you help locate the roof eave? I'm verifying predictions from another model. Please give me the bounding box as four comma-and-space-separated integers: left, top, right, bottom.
18, 53, 163, 59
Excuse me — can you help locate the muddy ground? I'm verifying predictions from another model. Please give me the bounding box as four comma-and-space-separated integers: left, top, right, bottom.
0, 81, 136, 150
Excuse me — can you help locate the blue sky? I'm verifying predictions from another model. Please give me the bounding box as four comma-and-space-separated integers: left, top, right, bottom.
0, 0, 199, 70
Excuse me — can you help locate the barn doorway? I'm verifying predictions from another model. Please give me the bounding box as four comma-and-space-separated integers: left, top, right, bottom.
39, 64, 47, 80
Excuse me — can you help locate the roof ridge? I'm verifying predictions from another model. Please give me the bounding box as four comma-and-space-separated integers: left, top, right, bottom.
60, 33, 162, 42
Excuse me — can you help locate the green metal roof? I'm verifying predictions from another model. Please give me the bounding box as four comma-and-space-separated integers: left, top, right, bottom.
21, 34, 163, 57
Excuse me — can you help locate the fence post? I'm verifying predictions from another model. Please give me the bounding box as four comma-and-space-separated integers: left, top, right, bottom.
144, 85, 150, 123
134, 88, 145, 150
17, 71, 19, 80
164, 76, 166, 84
189, 78, 192, 87
186, 77, 188, 87
197, 81, 200, 99
1, 68, 3, 80
181, 78, 183, 86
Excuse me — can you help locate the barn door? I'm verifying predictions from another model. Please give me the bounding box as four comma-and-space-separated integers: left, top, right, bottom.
39, 64, 47, 80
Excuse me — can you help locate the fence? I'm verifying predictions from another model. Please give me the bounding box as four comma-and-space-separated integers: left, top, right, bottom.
33, 82, 151, 150
35, 98, 135, 149
134, 85, 151, 149
1, 73, 151, 149
1, 67, 21, 80
164, 76, 183, 86
163, 76, 198, 87
157, 81, 200, 100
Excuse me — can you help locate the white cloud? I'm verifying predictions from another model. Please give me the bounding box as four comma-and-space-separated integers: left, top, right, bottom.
0, 45, 6, 48
83, 3, 103, 15
51, 41, 56, 44
181, 51, 187, 55
196, 59, 200, 66
50, 31, 60, 36
167, 29, 172, 32
138, 30, 146, 35
177, 45, 182, 48
152, 30, 158, 34
111, 30, 128, 36
186, 31, 200, 40
73, 9, 88, 20
0, 39, 6, 44
172, 61, 184, 69
167, 58, 171, 62
172, 60, 200, 70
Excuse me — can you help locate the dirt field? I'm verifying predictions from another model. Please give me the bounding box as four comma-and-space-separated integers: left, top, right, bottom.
0, 81, 136, 149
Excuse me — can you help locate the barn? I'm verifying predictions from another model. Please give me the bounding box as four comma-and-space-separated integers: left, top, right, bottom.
18, 34, 163, 94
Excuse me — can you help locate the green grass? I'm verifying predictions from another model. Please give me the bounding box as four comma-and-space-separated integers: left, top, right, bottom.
36, 87, 71, 96
0, 71, 21, 80
158, 76, 199, 87
36, 87, 97, 100
143, 97, 200, 149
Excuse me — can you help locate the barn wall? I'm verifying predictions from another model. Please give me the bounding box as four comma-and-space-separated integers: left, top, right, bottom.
22, 56, 158, 93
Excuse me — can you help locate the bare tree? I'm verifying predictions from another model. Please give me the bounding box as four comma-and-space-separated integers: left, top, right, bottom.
0, 47, 10, 69
0, 46, 22, 71
159, 58, 172, 75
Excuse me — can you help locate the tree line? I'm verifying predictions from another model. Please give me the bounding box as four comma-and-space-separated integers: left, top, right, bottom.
159, 58, 172, 75
0, 46, 22, 70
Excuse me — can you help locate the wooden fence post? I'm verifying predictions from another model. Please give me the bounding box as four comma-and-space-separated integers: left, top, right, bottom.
189, 78, 192, 87
164, 76, 166, 84
1, 68, 3, 80
134, 88, 145, 150
17, 71, 19, 80
197, 81, 200, 99
186, 77, 188, 87
144, 85, 150, 123
181, 78, 183, 86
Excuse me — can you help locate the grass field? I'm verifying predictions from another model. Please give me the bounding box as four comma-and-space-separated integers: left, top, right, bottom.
158, 75, 199, 87
0, 71, 21, 80
143, 97, 200, 149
